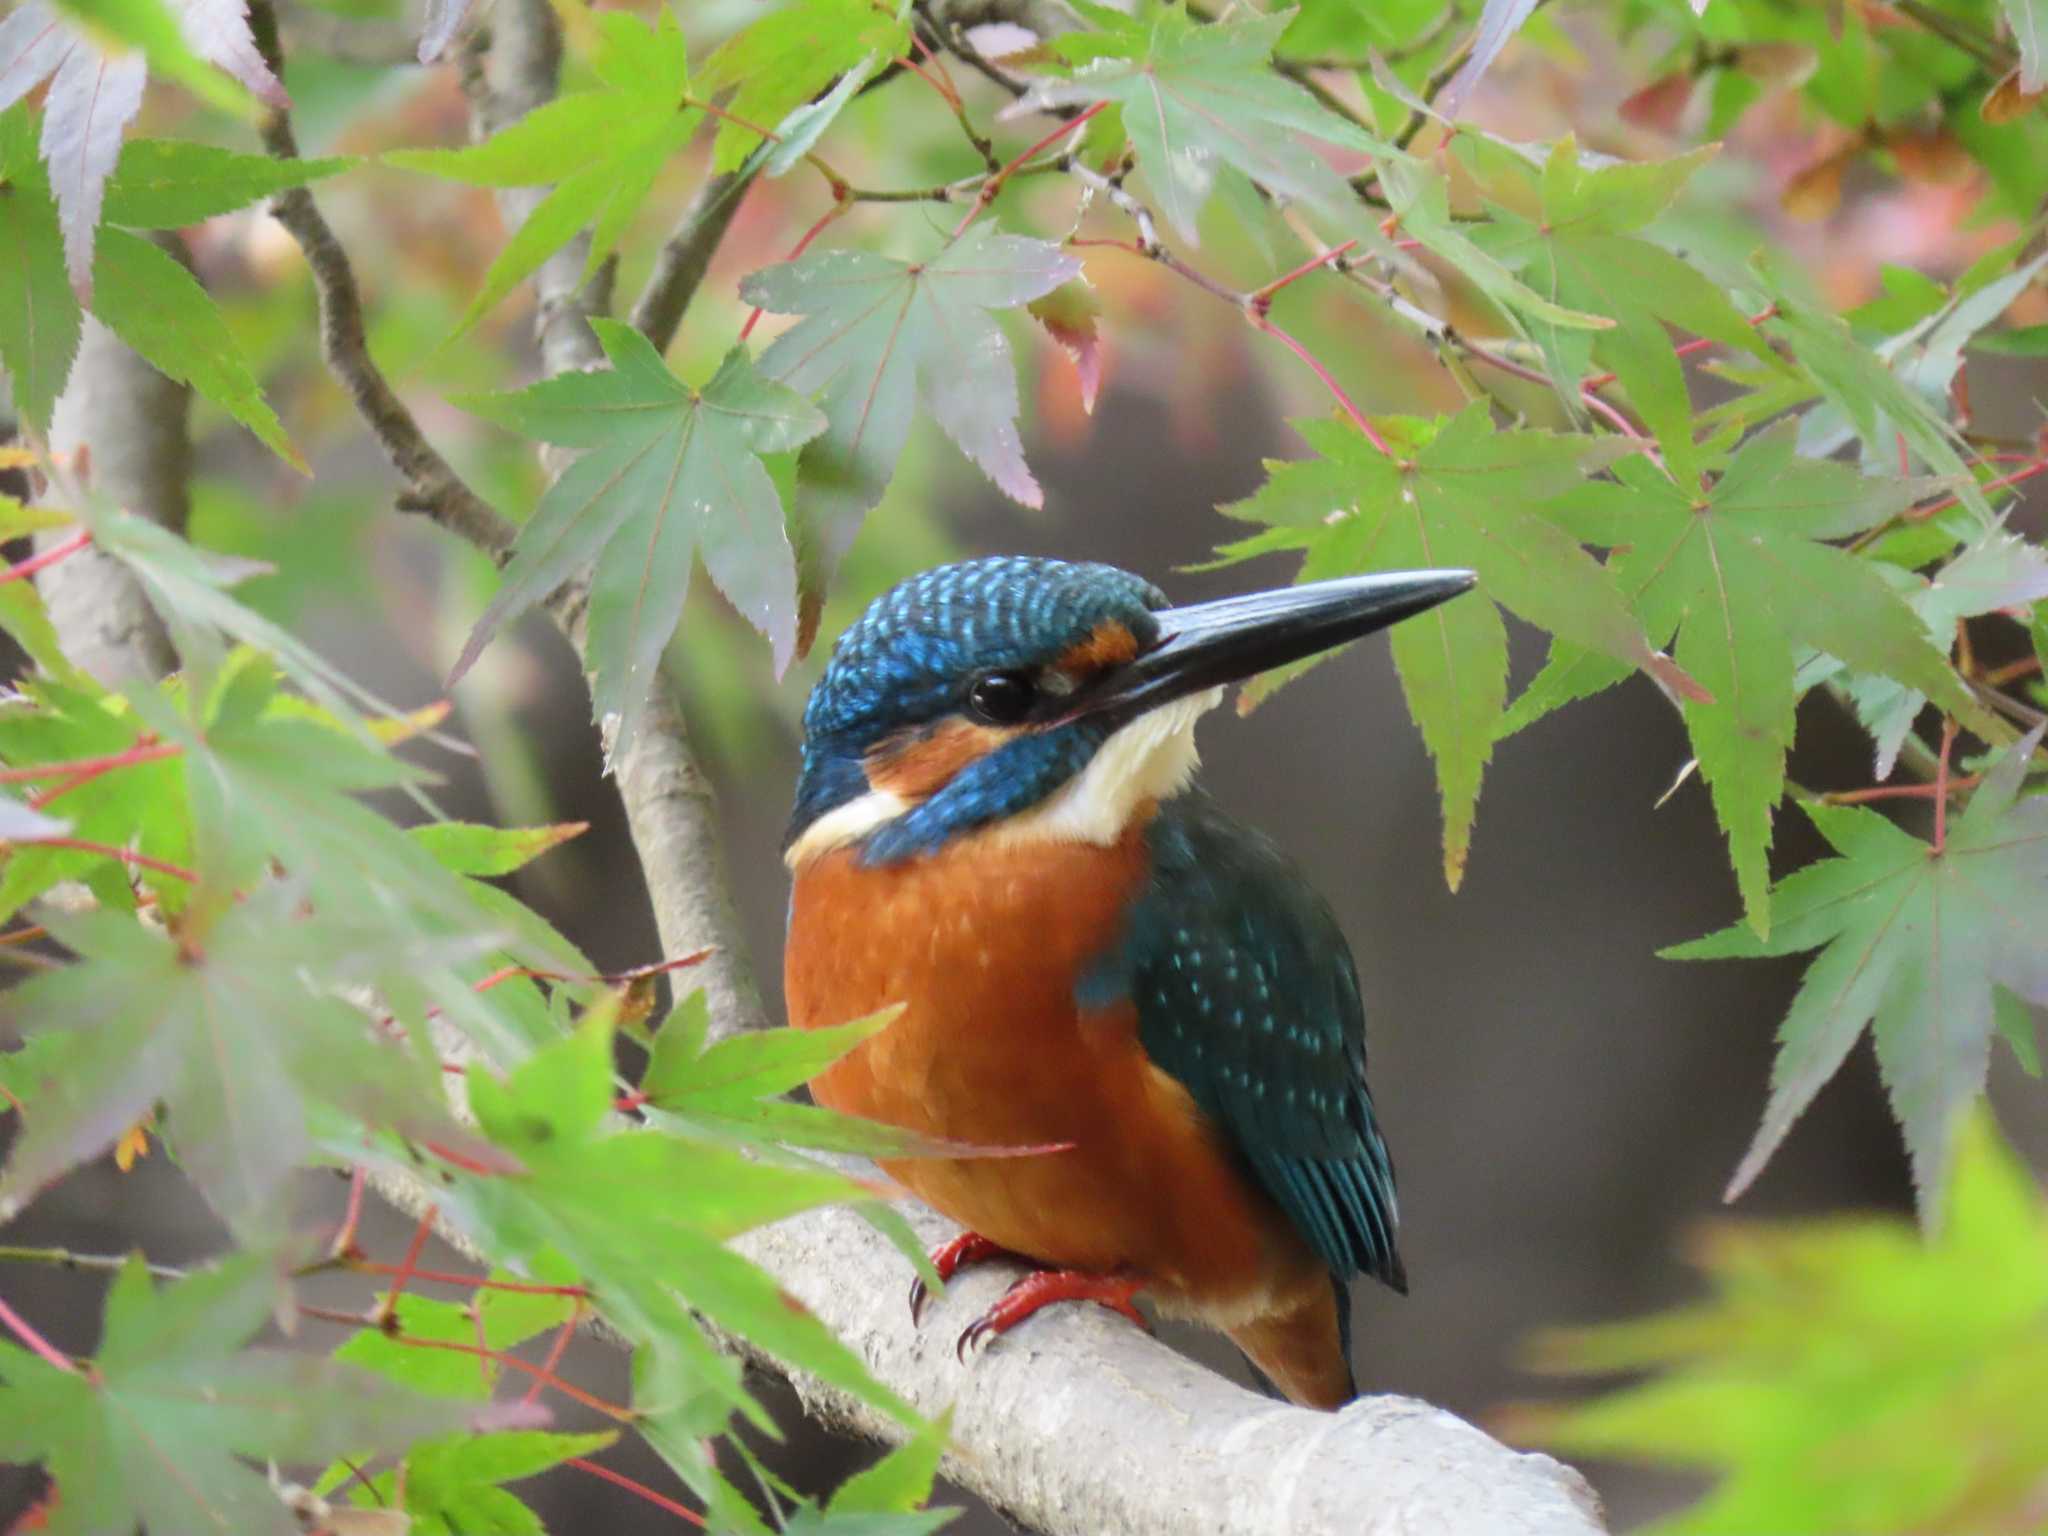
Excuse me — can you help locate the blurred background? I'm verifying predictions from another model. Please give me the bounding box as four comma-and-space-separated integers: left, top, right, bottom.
3, 1, 2047, 1530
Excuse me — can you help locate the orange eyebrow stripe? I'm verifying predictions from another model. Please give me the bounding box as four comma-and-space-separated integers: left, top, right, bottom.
1058, 620, 1140, 674
868, 719, 1012, 799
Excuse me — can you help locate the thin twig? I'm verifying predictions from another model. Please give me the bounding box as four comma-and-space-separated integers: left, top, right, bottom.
25, 839, 195, 883
566, 1458, 708, 1527
298, 1302, 639, 1422
1248, 311, 1393, 455
0, 738, 176, 785
1823, 774, 1983, 805
0, 1244, 186, 1280
0, 1292, 77, 1375
1933, 717, 1958, 852
1065, 162, 1240, 303
952, 101, 1105, 238
0, 529, 92, 586
1393, 28, 1475, 150
247, 1, 515, 561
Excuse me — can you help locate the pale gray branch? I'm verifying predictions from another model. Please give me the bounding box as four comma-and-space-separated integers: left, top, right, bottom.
611, 682, 771, 1040
458, 0, 609, 378
732, 1196, 1607, 1536
41, 309, 183, 685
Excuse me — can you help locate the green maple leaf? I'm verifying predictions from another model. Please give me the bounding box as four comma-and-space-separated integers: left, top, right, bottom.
1022, 5, 1385, 245
384, 8, 700, 336
347, 1428, 620, 1536
1475, 140, 1780, 481
698, 0, 911, 174
1518, 1112, 2048, 1534
452, 325, 823, 760
0, 1253, 529, 1536
117, 655, 494, 951
100, 138, 353, 228
439, 1009, 919, 1452
1512, 426, 1993, 931
642, 995, 972, 1156
0, 109, 299, 464
0, 679, 192, 921
79, 500, 413, 735
1373, 154, 1615, 338
0, 106, 82, 433
739, 224, 1079, 572
1754, 252, 1993, 524
1809, 532, 2048, 781
0, 883, 501, 1235
1217, 405, 1698, 887
1666, 727, 2048, 1211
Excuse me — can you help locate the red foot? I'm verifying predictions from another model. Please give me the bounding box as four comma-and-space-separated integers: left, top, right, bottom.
956, 1270, 1149, 1360
908, 1233, 1026, 1326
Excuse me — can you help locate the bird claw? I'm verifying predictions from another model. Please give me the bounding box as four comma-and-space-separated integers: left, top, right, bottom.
953, 1270, 1148, 1362
907, 1232, 1018, 1327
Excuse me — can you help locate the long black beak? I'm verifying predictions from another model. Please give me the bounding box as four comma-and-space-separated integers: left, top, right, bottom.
1066, 569, 1476, 729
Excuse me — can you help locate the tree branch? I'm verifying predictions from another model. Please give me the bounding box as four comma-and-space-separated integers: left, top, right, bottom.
40, 308, 184, 684
249, 1, 515, 559
630, 170, 759, 354
245, 3, 1612, 1528
729, 1194, 1606, 1536
457, 0, 610, 378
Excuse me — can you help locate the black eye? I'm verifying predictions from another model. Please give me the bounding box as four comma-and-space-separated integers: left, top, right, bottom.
966, 671, 1038, 725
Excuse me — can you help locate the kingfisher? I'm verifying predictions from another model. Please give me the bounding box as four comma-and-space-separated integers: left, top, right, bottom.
783, 556, 1474, 1408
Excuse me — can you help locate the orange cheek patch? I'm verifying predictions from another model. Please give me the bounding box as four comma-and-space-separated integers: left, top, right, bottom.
867, 719, 1012, 798
1058, 620, 1141, 676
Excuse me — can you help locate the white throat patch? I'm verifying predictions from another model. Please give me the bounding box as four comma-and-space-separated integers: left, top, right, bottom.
783, 686, 1223, 869
987, 686, 1222, 848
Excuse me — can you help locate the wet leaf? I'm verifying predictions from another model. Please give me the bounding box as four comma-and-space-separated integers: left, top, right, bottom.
1515, 428, 1990, 931
1021, 6, 1385, 245
1669, 724, 2047, 1207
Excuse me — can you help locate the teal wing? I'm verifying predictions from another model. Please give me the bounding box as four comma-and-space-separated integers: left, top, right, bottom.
1080, 794, 1404, 1292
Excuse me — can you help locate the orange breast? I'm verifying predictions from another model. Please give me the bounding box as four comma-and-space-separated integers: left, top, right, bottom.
784, 826, 1326, 1321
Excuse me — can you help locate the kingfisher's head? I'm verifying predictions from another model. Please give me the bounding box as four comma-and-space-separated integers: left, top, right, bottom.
784, 556, 1474, 868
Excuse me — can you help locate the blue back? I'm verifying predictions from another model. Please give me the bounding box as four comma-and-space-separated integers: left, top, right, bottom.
1081, 793, 1405, 1292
